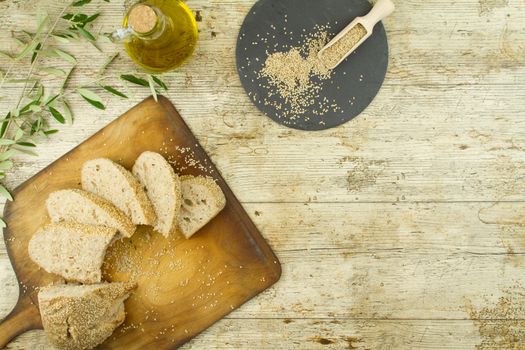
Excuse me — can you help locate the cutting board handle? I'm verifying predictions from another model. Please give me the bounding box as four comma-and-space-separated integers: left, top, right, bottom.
0, 295, 41, 348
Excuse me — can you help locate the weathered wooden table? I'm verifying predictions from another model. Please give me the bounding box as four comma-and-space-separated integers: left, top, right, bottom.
1, 0, 524, 348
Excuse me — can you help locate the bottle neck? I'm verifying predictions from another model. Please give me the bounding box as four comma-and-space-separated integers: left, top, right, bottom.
127, 4, 167, 41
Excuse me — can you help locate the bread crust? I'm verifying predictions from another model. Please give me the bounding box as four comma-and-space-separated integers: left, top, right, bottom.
38, 282, 136, 350
47, 189, 136, 237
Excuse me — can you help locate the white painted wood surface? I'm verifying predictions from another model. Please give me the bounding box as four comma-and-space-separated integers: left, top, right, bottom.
1, 0, 524, 348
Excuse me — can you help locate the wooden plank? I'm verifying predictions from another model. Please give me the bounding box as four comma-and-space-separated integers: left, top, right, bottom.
5, 251, 522, 320
3, 203, 525, 320
0, 0, 524, 86
0, 83, 524, 203
8, 318, 525, 350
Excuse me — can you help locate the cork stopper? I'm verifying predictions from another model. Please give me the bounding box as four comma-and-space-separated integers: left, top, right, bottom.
128, 4, 158, 33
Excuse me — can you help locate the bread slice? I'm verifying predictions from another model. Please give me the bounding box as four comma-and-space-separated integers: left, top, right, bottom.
81, 158, 156, 226
178, 176, 226, 239
47, 189, 135, 238
132, 151, 181, 237
28, 223, 117, 284
38, 282, 135, 350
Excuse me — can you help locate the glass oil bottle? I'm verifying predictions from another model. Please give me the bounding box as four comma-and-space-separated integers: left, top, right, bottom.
115, 0, 198, 73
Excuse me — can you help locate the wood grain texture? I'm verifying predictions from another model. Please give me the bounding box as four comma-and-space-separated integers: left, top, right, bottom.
0, 97, 280, 349
0, 0, 524, 348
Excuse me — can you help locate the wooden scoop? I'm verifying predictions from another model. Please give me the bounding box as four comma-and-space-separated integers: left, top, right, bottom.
318, 0, 395, 69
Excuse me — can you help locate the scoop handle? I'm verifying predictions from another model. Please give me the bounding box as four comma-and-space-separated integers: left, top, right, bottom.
360, 0, 395, 32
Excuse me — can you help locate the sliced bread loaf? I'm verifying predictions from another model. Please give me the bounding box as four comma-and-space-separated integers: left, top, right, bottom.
81, 158, 156, 226
132, 151, 181, 237
28, 222, 117, 284
38, 282, 135, 350
47, 189, 135, 237
178, 176, 226, 239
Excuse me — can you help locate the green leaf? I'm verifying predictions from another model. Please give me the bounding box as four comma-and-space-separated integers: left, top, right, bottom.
40, 67, 67, 77
45, 94, 60, 106
120, 74, 148, 87
151, 75, 168, 91
20, 100, 38, 114
85, 13, 100, 23
101, 85, 128, 98
0, 116, 10, 138
35, 84, 44, 102
70, 14, 89, 23
0, 184, 13, 201
30, 118, 42, 135
77, 88, 102, 102
48, 106, 66, 124
16, 141, 37, 147
77, 26, 96, 41
72, 0, 92, 6
81, 96, 105, 110
98, 52, 119, 75
62, 100, 73, 124
54, 49, 76, 63
147, 75, 158, 102
0, 139, 15, 146
61, 67, 75, 91
30, 43, 41, 63
29, 105, 42, 113
0, 150, 15, 161
15, 41, 39, 61
52, 34, 70, 44
37, 8, 48, 26
14, 128, 24, 141
0, 161, 13, 170
6, 78, 40, 84
44, 129, 59, 135
38, 50, 59, 58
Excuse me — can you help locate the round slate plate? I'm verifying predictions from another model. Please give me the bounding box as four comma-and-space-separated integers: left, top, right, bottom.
236, 0, 389, 130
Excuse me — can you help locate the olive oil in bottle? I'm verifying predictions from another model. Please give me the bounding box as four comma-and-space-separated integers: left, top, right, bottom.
122, 0, 198, 72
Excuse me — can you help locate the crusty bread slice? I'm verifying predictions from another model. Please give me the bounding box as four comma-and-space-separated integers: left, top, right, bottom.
38, 282, 135, 350
178, 176, 226, 239
47, 189, 135, 238
132, 151, 181, 237
81, 158, 156, 226
28, 223, 117, 284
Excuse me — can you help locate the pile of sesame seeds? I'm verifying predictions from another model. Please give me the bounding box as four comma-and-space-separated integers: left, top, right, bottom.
256, 26, 349, 122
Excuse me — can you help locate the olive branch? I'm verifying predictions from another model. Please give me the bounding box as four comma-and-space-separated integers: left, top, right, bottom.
0, 0, 167, 227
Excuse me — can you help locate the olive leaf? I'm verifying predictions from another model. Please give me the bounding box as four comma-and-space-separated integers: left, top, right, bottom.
49, 106, 66, 124
0, 184, 13, 201
0, 161, 13, 170
72, 0, 92, 6
62, 100, 73, 124
98, 52, 119, 75
16, 141, 37, 147
54, 49, 76, 63
40, 67, 67, 77
151, 75, 168, 91
147, 75, 158, 102
120, 74, 148, 87
0, 139, 15, 146
77, 27, 96, 41
77, 88, 105, 110
101, 85, 128, 98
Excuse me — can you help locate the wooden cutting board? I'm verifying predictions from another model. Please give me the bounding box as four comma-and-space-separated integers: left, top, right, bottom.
0, 96, 281, 349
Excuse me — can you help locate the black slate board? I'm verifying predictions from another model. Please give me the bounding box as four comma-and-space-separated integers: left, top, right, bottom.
236, 0, 389, 130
